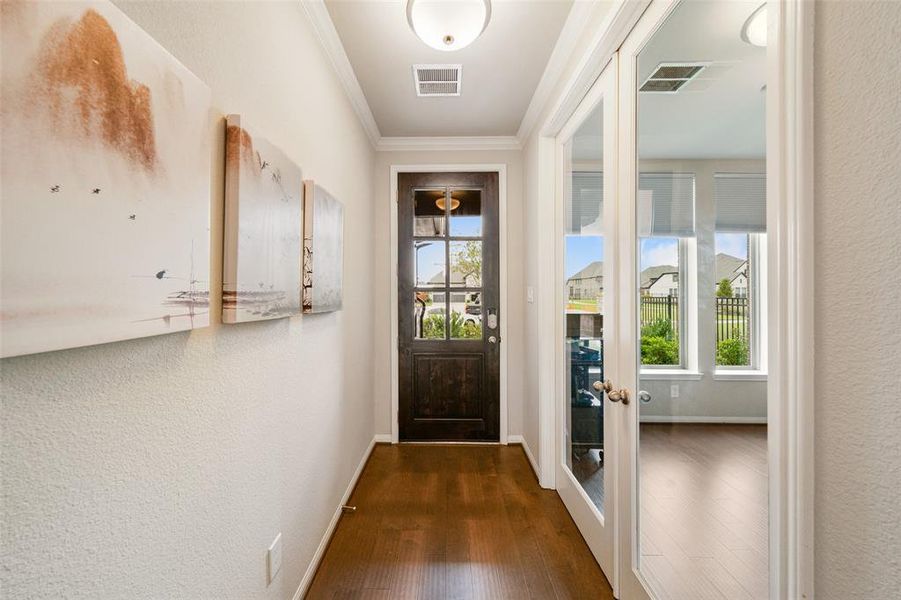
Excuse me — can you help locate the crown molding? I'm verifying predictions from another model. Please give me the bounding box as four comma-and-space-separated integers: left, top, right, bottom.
541, 0, 650, 138
377, 136, 522, 152
516, 0, 596, 143
301, 0, 382, 147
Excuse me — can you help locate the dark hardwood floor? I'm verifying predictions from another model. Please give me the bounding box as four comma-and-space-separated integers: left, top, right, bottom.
306, 444, 614, 600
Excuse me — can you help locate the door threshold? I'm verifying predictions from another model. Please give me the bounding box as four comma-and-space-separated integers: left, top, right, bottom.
398, 441, 502, 446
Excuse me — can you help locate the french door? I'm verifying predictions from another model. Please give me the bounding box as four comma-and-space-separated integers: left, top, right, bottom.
555, 57, 619, 585
557, 1, 774, 598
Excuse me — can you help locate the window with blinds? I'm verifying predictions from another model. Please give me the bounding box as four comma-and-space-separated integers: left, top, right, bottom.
715, 173, 766, 233
566, 171, 603, 235
638, 173, 696, 237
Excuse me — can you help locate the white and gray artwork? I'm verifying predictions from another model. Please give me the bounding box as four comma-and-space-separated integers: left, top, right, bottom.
302, 181, 344, 313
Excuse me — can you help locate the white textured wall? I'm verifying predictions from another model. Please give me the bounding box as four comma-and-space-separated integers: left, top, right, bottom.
1, 2, 376, 599
521, 1, 617, 479
371, 149, 525, 438
814, 1, 901, 596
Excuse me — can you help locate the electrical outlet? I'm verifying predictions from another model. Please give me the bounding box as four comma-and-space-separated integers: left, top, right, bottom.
527, 286, 535, 304
670, 384, 680, 398
267, 533, 282, 585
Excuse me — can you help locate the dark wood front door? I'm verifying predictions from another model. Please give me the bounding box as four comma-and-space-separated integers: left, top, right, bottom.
397, 172, 500, 441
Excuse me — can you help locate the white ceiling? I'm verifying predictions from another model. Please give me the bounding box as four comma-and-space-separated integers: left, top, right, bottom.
569, 0, 766, 161
325, 0, 573, 137
638, 0, 767, 159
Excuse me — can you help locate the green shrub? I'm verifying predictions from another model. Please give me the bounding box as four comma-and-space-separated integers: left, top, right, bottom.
421, 314, 445, 339
641, 336, 679, 365
717, 337, 749, 366
421, 312, 482, 339
641, 319, 676, 340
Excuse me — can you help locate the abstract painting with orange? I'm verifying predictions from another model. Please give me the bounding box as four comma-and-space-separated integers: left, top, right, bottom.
0, 1, 211, 357
223, 115, 303, 323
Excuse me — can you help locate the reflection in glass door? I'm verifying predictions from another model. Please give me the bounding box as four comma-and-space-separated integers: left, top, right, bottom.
555, 60, 617, 582
618, 1, 770, 598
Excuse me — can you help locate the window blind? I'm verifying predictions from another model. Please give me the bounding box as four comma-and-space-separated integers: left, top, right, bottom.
638, 173, 696, 237
715, 173, 766, 233
567, 171, 603, 235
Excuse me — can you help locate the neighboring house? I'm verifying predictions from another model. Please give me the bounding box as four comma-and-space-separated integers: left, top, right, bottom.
716, 253, 749, 297
427, 269, 480, 322
640, 264, 678, 296
647, 271, 679, 297
566, 261, 603, 301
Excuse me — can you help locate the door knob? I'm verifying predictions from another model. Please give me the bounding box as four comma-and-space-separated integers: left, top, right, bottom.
592, 380, 613, 393
607, 388, 631, 405
638, 390, 652, 404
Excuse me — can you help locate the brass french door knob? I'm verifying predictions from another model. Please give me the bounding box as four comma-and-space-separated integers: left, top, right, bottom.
607, 389, 630, 405
593, 379, 614, 393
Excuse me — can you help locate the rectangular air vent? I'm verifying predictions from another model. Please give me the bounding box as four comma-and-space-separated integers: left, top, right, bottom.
413, 64, 462, 97
640, 62, 708, 93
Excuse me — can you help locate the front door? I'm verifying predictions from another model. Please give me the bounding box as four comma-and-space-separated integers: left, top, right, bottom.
397, 172, 500, 441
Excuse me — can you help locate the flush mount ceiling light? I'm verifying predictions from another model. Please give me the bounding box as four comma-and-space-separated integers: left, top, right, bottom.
741, 4, 767, 47
407, 0, 491, 52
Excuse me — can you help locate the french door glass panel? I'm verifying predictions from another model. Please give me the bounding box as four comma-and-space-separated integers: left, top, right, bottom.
624, 1, 770, 598
555, 60, 618, 585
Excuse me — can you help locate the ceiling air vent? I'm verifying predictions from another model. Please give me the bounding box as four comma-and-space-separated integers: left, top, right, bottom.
639, 62, 708, 93
413, 64, 462, 97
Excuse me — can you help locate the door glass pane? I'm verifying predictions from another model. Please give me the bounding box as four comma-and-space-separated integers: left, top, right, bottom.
563, 102, 606, 515
414, 291, 446, 339
449, 189, 482, 236
634, 3, 769, 598
449, 240, 481, 286
414, 188, 446, 236
450, 291, 482, 340
415, 241, 445, 287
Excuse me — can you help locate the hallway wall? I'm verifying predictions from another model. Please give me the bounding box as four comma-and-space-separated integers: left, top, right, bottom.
371, 149, 525, 440
1, 2, 376, 599
813, 1, 901, 596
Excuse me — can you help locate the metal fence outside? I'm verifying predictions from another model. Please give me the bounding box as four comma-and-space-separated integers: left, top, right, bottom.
639, 295, 750, 344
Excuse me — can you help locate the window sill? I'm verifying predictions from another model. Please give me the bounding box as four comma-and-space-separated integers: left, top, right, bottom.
639, 369, 703, 381
714, 369, 768, 381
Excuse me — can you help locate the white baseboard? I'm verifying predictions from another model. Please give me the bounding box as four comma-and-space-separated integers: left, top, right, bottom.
639, 416, 768, 424
372, 433, 392, 443
507, 434, 541, 481
292, 435, 379, 600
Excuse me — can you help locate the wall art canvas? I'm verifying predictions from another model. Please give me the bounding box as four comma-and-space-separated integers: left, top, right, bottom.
303, 181, 344, 313
223, 115, 303, 323
0, 1, 212, 358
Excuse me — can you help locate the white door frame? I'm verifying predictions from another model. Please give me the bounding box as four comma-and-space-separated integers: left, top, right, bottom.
389, 164, 508, 445
536, 0, 815, 597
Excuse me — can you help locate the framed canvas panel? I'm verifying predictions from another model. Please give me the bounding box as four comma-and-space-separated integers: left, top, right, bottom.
0, 1, 212, 357
223, 115, 303, 323
302, 181, 344, 314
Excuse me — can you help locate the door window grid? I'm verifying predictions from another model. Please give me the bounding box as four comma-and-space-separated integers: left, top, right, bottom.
412, 187, 484, 340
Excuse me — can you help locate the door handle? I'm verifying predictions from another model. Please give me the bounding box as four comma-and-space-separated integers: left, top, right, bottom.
593, 379, 613, 393
638, 390, 652, 404
607, 388, 630, 405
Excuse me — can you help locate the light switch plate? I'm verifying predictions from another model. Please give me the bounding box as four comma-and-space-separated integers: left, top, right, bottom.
527, 286, 535, 304
267, 532, 282, 585
670, 384, 680, 398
